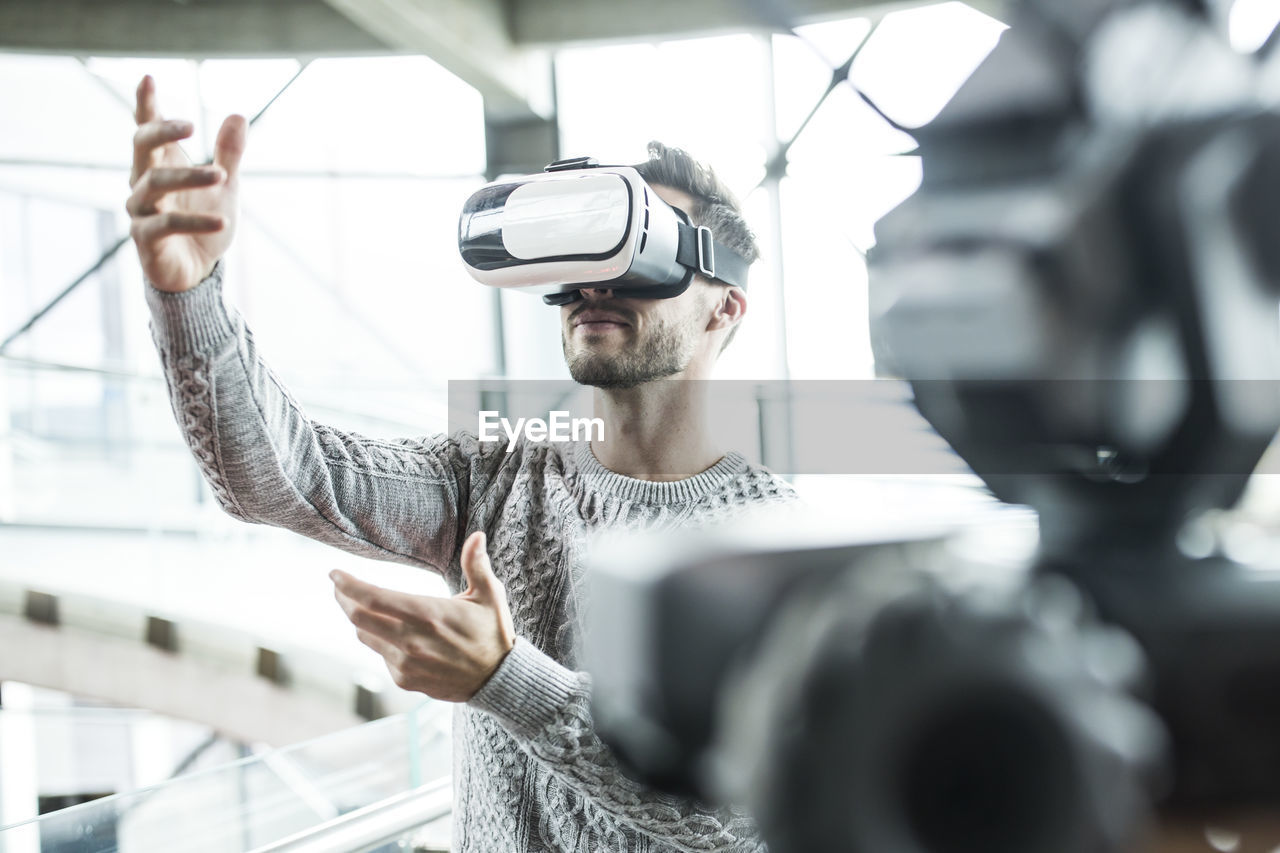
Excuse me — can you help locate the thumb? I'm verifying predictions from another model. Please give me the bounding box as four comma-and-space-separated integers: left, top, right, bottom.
213, 114, 247, 178
460, 530, 500, 600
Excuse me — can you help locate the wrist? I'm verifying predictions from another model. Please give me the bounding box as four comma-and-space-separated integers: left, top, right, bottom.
143, 256, 222, 295
145, 259, 235, 355
471, 635, 516, 698
468, 638, 580, 738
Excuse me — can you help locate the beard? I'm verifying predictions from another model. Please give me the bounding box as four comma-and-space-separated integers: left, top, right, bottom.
563, 310, 700, 389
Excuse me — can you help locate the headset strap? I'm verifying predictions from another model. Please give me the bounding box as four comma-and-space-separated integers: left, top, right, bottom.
675, 222, 750, 289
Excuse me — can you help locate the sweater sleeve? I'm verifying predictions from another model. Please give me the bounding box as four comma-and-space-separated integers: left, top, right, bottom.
469, 638, 765, 853
145, 261, 496, 575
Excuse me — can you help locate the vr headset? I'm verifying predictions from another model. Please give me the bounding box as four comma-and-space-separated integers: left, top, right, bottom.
458, 156, 751, 306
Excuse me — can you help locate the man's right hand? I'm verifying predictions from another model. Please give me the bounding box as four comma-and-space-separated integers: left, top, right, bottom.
127, 75, 246, 293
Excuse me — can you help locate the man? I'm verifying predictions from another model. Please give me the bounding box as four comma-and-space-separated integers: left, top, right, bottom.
128, 74, 796, 852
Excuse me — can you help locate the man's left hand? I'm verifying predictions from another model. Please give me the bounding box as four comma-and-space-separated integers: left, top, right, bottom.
331, 530, 516, 702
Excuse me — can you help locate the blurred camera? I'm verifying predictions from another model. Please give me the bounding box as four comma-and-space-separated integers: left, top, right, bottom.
586, 1, 1280, 850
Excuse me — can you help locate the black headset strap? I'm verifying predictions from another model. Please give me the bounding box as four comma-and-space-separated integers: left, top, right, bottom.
675, 222, 750, 289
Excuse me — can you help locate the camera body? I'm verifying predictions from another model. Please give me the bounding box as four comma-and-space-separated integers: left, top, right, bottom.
586, 1, 1280, 850
588, 520, 1168, 853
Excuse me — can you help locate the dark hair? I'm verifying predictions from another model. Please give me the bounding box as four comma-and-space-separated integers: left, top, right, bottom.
632, 141, 757, 350
633, 141, 760, 273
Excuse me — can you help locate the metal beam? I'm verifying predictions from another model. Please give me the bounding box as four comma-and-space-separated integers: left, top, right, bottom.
509, 0, 1007, 43
0, 0, 390, 57
0, 235, 130, 356
485, 110, 560, 178
320, 0, 554, 121
510, 0, 864, 43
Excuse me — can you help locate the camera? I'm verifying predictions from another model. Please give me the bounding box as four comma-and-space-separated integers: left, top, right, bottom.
586, 1, 1280, 850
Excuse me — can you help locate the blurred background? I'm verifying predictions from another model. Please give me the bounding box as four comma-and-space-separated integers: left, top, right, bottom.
2, 0, 1279, 849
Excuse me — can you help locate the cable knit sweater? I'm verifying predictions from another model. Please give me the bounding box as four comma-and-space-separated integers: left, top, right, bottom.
144, 263, 798, 853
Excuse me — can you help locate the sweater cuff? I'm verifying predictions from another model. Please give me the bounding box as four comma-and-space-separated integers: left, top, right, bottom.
145, 259, 236, 356
469, 637, 580, 738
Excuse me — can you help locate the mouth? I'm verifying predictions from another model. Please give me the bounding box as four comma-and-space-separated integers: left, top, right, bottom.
571, 310, 632, 333
575, 320, 628, 333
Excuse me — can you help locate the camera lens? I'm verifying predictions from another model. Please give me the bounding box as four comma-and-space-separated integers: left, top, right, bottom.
727, 574, 1166, 853
899, 690, 1074, 853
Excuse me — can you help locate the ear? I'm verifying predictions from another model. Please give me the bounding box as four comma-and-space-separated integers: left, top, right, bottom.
706, 286, 747, 333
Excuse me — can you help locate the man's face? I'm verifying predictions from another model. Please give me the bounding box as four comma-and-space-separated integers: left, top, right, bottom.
560, 184, 719, 389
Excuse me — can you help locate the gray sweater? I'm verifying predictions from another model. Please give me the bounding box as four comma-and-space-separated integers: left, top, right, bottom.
145, 263, 798, 852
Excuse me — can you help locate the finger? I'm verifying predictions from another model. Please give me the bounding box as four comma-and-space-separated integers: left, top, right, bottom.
130, 212, 224, 244
329, 569, 431, 623
334, 588, 405, 644
126, 166, 224, 216
135, 75, 159, 125
134, 120, 194, 154
213, 114, 247, 180
460, 530, 500, 599
132, 119, 194, 185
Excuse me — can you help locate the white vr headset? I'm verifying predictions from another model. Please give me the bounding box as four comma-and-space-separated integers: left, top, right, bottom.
458, 156, 751, 306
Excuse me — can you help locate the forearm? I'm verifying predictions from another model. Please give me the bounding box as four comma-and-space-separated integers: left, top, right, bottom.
146, 262, 464, 572
470, 639, 764, 852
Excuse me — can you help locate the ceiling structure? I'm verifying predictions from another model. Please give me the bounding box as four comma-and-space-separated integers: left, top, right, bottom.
0, 0, 1001, 121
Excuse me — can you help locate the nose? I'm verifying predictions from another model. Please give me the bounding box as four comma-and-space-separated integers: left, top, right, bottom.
579, 286, 615, 300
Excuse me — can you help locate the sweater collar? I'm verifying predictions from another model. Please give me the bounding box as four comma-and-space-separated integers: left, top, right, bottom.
572, 441, 748, 504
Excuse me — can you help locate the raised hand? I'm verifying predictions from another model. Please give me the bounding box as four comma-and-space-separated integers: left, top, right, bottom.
126, 75, 246, 293
331, 531, 518, 703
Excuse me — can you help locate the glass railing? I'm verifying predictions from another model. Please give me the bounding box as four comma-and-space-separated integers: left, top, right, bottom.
244, 782, 451, 853
0, 703, 452, 853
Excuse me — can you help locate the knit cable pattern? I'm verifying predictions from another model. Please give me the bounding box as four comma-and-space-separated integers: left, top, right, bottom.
162, 349, 250, 521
